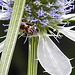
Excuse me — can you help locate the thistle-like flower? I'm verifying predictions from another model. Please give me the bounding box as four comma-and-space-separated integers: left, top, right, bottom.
0, 0, 13, 20
0, 0, 75, 75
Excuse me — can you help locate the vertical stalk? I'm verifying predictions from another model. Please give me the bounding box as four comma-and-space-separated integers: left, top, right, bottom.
27, 37, 38, 75
0, 0, 26, 75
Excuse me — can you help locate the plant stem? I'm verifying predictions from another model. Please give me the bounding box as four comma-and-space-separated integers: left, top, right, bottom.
0, 0, 26, 75
27, 37, 38, 75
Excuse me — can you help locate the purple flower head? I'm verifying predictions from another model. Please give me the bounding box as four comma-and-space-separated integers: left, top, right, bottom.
31, 19, 39, 22
24, 4, 31, 11
39, 20, 47, 25
23, 0, 75, 28
43, 19, 49, 25
0, 0, 74, 28
37, 7, 45, 17
25, 16, 35, 22
34, 0, 42, 6
46, 2, 54, 8
7, 0, 12, 4
31, 16, 34, 19
0, 0, 13, 20
55, 0, 74, 14
0, 0, 3, 5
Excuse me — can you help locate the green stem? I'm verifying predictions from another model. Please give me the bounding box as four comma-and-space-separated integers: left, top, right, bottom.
27, 37, 38, 75
0, 0, 26, 75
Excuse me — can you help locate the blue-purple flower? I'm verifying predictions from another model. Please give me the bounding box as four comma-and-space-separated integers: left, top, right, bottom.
0, 0, 13, 20
0, 0, 75, 75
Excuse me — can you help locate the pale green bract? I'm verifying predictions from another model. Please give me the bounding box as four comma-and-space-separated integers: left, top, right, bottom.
58, 26, 75, 42
61, 14, 75, 20
0, 12, 8, 20
37, 33, 72, 75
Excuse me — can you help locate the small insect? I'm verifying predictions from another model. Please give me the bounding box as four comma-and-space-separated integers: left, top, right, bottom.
20, 22, 39, 35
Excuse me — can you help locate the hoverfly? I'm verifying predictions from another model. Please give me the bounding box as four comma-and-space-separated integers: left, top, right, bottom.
20, 22, 39, 35
19, 21, 39, 43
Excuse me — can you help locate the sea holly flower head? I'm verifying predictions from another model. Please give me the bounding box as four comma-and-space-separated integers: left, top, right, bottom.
24, 4, 31, 12
46, 2, 54, 8
33, 0, 42, 6
0, 0, 75, 75
0, 0, 13, 20
24, 0, 75, 30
